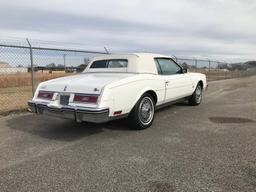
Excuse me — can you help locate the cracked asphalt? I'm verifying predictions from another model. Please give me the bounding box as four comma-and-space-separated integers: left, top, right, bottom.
0, 76, 256, 192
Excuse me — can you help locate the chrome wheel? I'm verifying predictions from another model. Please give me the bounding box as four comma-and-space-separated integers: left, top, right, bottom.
138, 96, 154, 125
195, 85, 202, 103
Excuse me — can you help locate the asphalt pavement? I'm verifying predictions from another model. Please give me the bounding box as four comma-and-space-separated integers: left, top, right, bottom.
0, 76, 255, 192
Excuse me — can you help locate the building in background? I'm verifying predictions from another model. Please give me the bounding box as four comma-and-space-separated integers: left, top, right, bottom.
0, 61, 27, 74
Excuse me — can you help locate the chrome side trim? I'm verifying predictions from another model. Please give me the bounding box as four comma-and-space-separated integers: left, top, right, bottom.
155, 98, 188, 110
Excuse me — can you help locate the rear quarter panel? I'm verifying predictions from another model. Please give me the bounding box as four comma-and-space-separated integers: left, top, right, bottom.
104, 74, 165, 117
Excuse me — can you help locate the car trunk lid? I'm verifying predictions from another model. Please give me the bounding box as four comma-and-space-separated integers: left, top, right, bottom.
39, 73, 135, 94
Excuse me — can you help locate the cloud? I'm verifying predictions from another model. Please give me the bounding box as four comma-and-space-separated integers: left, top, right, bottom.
0, 0, 255, 62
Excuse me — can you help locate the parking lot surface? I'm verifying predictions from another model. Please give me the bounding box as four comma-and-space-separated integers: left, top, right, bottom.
0, 76, 255, 192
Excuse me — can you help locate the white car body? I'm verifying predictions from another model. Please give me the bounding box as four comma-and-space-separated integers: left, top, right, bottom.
28, 53, 207, 126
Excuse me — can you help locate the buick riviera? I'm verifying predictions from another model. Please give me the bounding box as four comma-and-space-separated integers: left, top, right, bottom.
28, 53, 207, 129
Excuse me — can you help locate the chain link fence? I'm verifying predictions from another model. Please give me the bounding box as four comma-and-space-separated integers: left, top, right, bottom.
0, 39, 256, 115
0, 39, 107, 115
175, 58, 256, 81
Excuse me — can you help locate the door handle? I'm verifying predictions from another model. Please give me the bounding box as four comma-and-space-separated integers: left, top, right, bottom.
165, 81, 170, 84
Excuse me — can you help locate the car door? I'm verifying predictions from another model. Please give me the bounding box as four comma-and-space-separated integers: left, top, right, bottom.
154, 58, 193, 103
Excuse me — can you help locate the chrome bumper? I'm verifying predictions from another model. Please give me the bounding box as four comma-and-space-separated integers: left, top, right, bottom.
28, 101, 109, 123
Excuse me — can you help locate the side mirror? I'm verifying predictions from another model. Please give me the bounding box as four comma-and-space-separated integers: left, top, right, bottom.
182, 67, 187, 73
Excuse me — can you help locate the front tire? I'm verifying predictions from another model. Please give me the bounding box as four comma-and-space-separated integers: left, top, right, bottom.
129, 93, 155, 130
188, 83, 203, 106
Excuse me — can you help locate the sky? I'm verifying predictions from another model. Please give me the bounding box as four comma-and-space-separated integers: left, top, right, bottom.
0, 0, 256, 62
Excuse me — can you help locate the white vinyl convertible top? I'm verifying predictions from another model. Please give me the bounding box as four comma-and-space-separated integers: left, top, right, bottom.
84, 53, 173, 74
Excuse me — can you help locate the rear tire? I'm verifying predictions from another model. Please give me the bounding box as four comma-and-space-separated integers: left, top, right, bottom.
128, 93, 155, 130
188, 83, 203, 106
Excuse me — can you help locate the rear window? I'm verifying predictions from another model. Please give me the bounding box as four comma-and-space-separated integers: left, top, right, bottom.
90, 59, 128, 68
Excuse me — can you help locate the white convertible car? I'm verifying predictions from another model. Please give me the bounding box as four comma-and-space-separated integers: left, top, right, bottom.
28, 53, 207, 129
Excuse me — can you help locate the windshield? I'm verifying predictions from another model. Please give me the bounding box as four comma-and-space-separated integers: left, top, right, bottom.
90, 59, 128, 69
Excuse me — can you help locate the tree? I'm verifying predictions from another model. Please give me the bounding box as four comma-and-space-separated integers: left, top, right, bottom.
46, 63, 56, 68
217, 63, 228, 69
182, 62, 188, 69
57, 64, 65, 68
244, 61, 256, 68
77, 64, 87, 73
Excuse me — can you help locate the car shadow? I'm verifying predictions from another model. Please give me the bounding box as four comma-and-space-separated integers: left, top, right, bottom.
174, 101, 190, 106
6, 113, 133, 142
7, 101, 189, 141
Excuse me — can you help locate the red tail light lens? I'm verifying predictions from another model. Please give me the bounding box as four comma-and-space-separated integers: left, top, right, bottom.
37, 91, 54, 100
73, 94, 98, 103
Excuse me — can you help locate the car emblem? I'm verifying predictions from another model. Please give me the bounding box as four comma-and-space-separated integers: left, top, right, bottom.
94, 88, 99, 92
63, 85, 67, 91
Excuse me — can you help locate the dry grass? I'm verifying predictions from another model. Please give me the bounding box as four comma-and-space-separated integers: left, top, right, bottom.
0, 86, 32, 115
190, 69, 254, 81
0, 72, 70, 115
0, 72, 68, 88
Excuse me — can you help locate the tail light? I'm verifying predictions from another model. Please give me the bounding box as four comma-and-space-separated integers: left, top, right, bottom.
37, 91, 54, 100
73, 94, 98, 103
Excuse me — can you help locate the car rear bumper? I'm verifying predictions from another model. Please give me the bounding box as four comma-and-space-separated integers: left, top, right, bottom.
28, 101, 109, 123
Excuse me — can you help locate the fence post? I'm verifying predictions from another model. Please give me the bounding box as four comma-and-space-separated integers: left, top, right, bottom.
195, 59, 197, 72
63, 53, 66, 72
208, 60, 211, 79
216, 62, 218, 80
104, 47, 110, 54
173, 55, 178, 62
26, 38, 35, 96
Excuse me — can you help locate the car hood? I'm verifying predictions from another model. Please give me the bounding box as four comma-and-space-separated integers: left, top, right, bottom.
38, 73, 135, 94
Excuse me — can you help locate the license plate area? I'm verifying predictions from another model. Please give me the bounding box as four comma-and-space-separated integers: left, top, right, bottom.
60, 94, 70, 106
